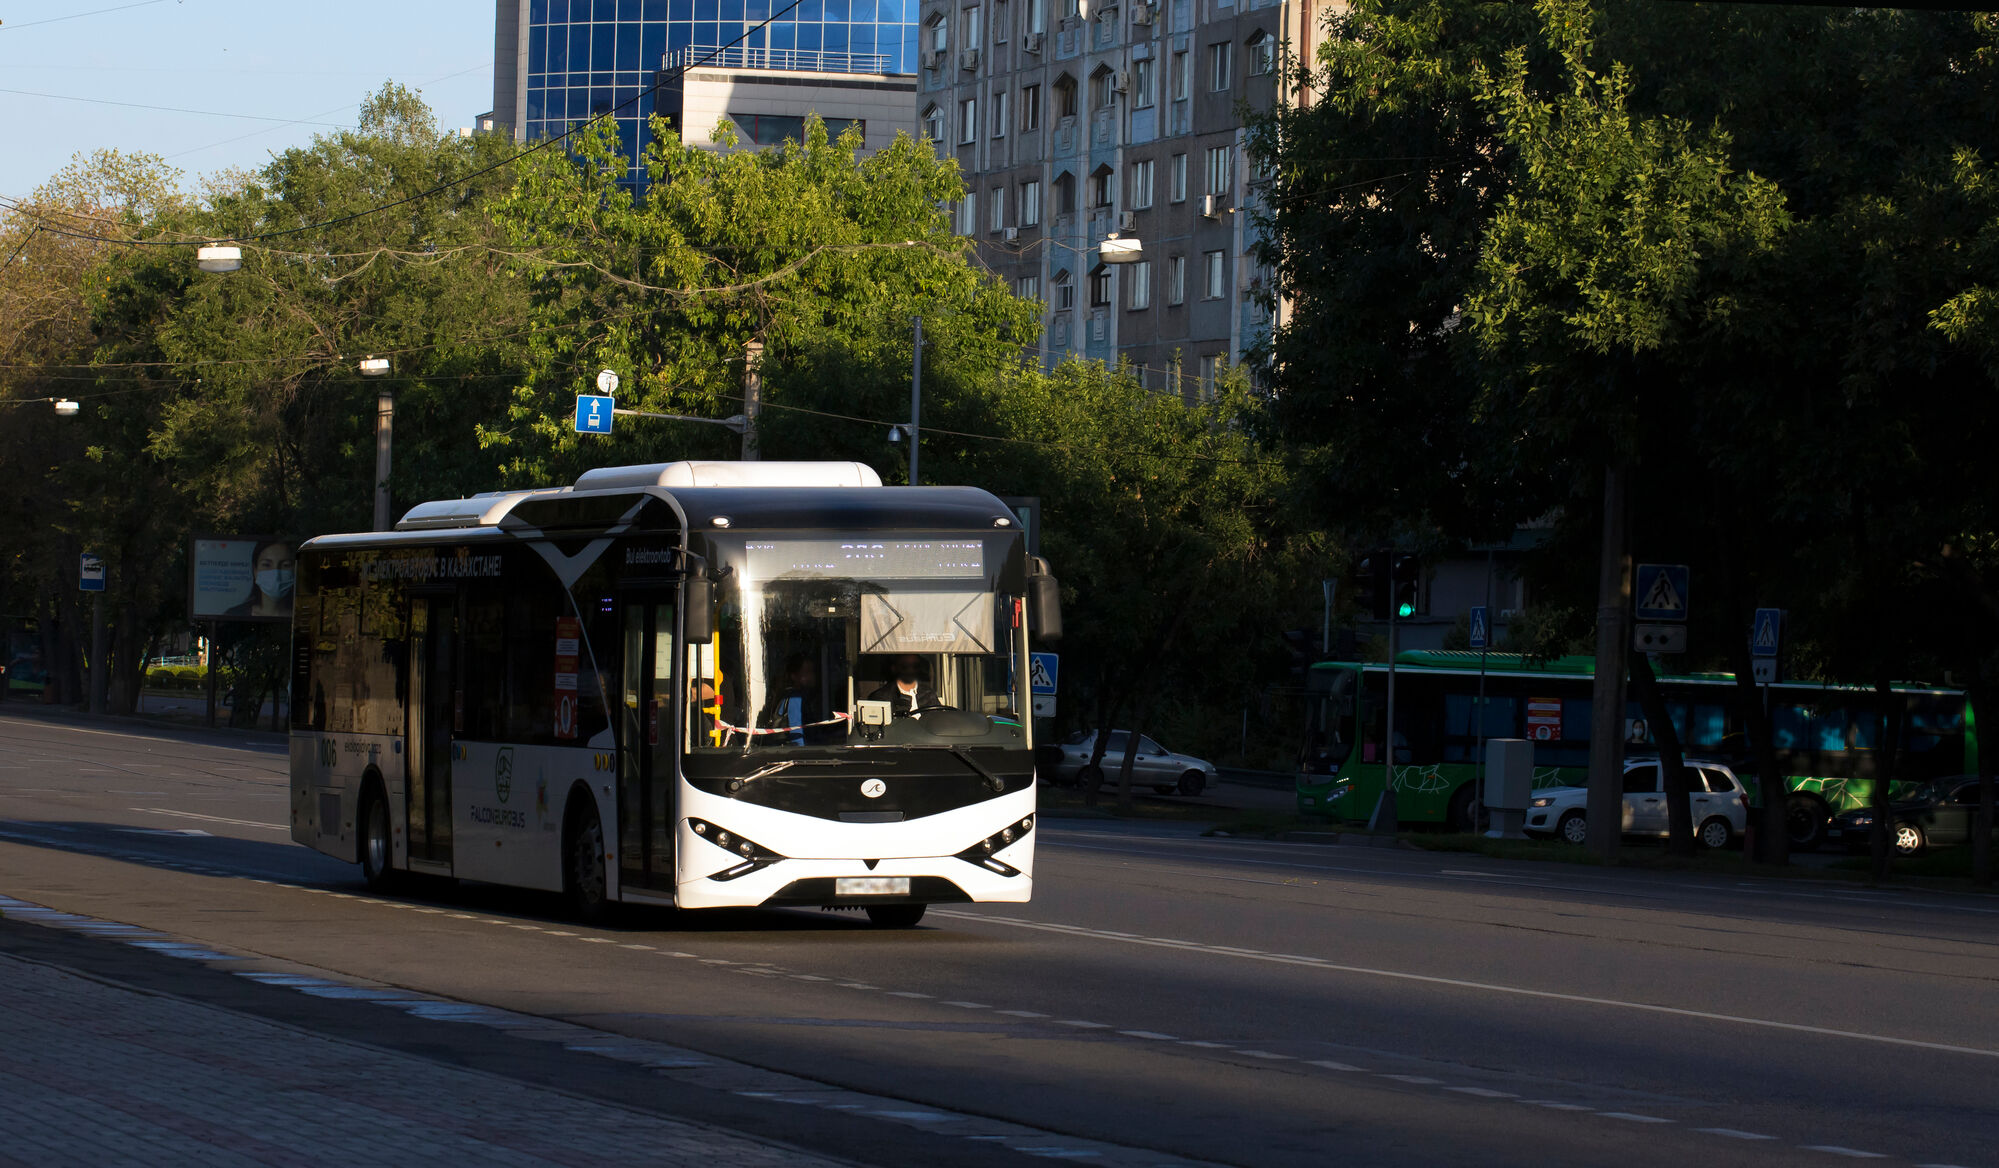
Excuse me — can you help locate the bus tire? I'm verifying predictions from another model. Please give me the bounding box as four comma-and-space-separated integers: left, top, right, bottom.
563, 793, 612, 924
1446, 784, 1482, 834
1178, 770, 1207, 797
1558, 810, 1588, 846
1785, 795, 1829, 852
358, 781, 397, 892
1697, 817, 1733, 851
866, 904, 926, 928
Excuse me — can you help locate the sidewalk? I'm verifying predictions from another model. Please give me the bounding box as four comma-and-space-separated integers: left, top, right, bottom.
0, 952, 842, 1168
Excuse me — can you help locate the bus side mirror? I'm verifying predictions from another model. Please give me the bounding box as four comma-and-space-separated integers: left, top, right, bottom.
1028, 558, 1062, 643
684, 576, 714, 642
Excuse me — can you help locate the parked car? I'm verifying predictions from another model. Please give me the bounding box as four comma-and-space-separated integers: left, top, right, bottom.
1827, 776, 1998, 856
1049, 731, 1216, 796
1525, 759, 1748, 849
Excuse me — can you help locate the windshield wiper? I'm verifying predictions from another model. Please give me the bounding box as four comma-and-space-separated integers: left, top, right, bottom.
944, 746, 1008, 794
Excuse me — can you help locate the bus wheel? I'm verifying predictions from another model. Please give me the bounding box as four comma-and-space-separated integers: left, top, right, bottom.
1446, 785, 1483, 834
358, 787, 396, 892
1698, 817, 1733, 850
1558, 811, 1588, 846
564, 799, 612, 924
866, 904, 926, 929
1785, 796, 1829, 852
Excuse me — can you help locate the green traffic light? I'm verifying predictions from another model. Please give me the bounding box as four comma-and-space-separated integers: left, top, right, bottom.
1398, 602, 1415, 618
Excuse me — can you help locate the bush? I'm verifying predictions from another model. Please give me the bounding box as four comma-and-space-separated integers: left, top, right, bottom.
147, 668, 177, 690
173, 667, 205, 689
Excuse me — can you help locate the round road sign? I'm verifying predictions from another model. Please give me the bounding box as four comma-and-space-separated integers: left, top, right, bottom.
596, 368, 620, 395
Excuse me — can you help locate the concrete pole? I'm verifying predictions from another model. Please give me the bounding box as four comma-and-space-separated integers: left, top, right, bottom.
373, 390, 395, 532
88, 591, 107, 715
741, 339, 764, 461
909, 317, 923, 487
1586, 464, 1631, 863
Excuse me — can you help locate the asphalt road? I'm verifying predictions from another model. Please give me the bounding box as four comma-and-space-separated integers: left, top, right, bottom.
2, 708, 1994, 1168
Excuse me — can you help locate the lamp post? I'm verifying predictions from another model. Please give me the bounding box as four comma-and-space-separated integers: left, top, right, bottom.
196, 244, 242, 273
360, 356, 392, 531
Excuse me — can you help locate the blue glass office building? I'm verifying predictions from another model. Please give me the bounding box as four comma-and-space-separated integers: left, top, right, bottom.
502, 0, 918, 182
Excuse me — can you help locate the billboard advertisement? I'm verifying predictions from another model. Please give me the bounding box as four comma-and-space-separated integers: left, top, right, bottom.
189, 536, 294, 623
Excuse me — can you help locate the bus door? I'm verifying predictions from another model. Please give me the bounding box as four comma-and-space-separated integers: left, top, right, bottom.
617, 598, 676, 891
405, 592, 457, 866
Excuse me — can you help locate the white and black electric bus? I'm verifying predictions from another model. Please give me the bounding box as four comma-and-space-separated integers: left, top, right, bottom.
287, 461, 1060, 927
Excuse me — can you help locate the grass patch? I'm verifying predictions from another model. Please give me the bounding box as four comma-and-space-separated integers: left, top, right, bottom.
1205, 810, 1343, 837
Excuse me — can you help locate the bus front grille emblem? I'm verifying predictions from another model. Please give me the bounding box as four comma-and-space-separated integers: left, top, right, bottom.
860, 779, 887, 799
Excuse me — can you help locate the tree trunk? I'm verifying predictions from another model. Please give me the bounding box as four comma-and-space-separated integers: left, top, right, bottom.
1867, 677, 1905, 885
1082, 673, 1125, 809
1629, 650, 1695, 856
1585, 462, 1631, 864
1115, 696, 1155, 817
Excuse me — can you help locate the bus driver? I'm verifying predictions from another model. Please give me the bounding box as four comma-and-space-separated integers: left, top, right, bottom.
868, 654, 943, 716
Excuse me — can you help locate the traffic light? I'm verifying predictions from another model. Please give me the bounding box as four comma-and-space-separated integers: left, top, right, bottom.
1355, 551, 1391, 621
1280, 627, 1315, 681
1391, 553, 1421, 620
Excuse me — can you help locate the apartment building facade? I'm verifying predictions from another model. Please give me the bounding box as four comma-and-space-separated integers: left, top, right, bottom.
919, 0, 1329, 392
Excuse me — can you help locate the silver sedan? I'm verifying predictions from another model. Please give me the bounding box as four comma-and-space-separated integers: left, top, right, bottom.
1049, 731, 1217, 796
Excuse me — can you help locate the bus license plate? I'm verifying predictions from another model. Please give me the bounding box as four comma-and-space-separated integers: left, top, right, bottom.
836, 877, 910, 896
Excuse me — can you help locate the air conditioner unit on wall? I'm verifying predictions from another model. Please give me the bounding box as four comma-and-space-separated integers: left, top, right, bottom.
1118, 210, 1137, 231
960, 48, 981, 71
1132, 3, 1153, 24
923, 49, 947, 69
1023, 31, 1044, 52
1112, 69, 1129, 93
1200, 193, 1223, 218
1004, 226, 1020, 241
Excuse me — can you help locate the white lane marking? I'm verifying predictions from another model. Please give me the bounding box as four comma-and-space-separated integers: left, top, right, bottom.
1599, 1113, 1672, 1124
929, 910, 1999, 1059
1238, 1051, 1293, 1060
1056, 1020, 1111, 1029
1379, 1075, 1443, 1085
1447, 1087, 1516, 1098
996, 1009, 1048, 1018
940, 1001, 989, 1009
1801, 1148, 1887, 1160
1697, 1129, 1775, 1140
127, 807, 287, 830
1118, 1031, 1177, 1040
1309, 1060, 1363, 1071
884, 991, 931, 999
622, 944, 656, 951
1178, 1041, 1231, 1049
1521, 1101, 1594, 1111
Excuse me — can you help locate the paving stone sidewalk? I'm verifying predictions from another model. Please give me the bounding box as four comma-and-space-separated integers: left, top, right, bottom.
0, 953, 844, 1168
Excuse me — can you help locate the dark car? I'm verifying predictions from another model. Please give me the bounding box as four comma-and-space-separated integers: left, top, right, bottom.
1827, 777, 1997, 856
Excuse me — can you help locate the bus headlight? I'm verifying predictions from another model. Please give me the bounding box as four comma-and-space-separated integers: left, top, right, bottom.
958, 816, 1034, 876
688, 819, 786, 881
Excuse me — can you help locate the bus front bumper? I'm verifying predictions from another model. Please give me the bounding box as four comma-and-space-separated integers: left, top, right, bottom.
674, 854, 1033, 910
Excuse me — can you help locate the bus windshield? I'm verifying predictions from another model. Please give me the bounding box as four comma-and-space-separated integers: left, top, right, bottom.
688, 534, 1025, 753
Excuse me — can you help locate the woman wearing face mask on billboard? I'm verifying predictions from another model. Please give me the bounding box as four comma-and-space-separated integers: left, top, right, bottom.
225, 541, 295, 619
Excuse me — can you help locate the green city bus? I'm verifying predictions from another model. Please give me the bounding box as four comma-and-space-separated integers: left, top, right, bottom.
1294, 651, 1972, 849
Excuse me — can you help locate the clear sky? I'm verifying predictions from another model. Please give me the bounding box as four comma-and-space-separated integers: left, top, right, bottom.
0, 0, 496, 198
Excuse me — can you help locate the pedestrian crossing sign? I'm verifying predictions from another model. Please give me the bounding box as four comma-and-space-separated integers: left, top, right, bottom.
1468, 605, 1489, 651
1752, 608, 1782, 658
1029, 652, 1059, 696
1634, 564, 1689, 621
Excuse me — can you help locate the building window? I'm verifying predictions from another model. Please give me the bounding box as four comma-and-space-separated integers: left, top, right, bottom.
1088, 165, 1114, 209
1127, 259, 1151, 310
1167, 254, 1185, 304
1055, 171, 1076, 214
1199, 354, 1225, 399
959, 98, 977, 143
992, 1, 1007, 45
1204, 249, 1226, 299
1017, 274, 1042, 301
1054, 268, 1074, 310
1092, 65, 1118, 109
1022, 84, 1042, 131
991, 186, 1006, 231
1133, 58, 1155, 109
1021, 179, 1042, 225
1209, 42, 1232, 91
927, 15, 949, 53
965, 4, 983, 51
1030, 0, 1047, 34
992, 88, 1008, 137
957, 192, 978, 235
1173, 49, 1190, 101
1248, 31, 1275, 75
1129, 158, 1154, 209
1090, 265, 1112, 307
1063, 0, 1080, 18
1170, 153, 1188, 202
1205, 145, 1233, 196
1055, 74, 1079, 118
922, 104, 943, 142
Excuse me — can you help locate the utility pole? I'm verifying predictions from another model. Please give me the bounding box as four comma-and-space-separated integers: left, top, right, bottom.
1586, 465, 1631, 863
741, 339, 764, 461
372, 389, 394, 532
88, 591, 106, 715
908, 316, 923, 486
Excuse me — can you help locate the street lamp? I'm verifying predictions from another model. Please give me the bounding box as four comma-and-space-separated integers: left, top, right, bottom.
1099, 234, 1144, 264
196, 244, 242, 273
358, 356, 390, 377
53, 399, 80, 416
360, 357, 394, 532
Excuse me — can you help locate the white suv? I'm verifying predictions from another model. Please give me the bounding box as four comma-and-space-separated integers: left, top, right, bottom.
1524, 759, 1748, 849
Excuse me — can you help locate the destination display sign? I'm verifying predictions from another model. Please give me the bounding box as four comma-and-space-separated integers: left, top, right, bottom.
744, 540, 987, 580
